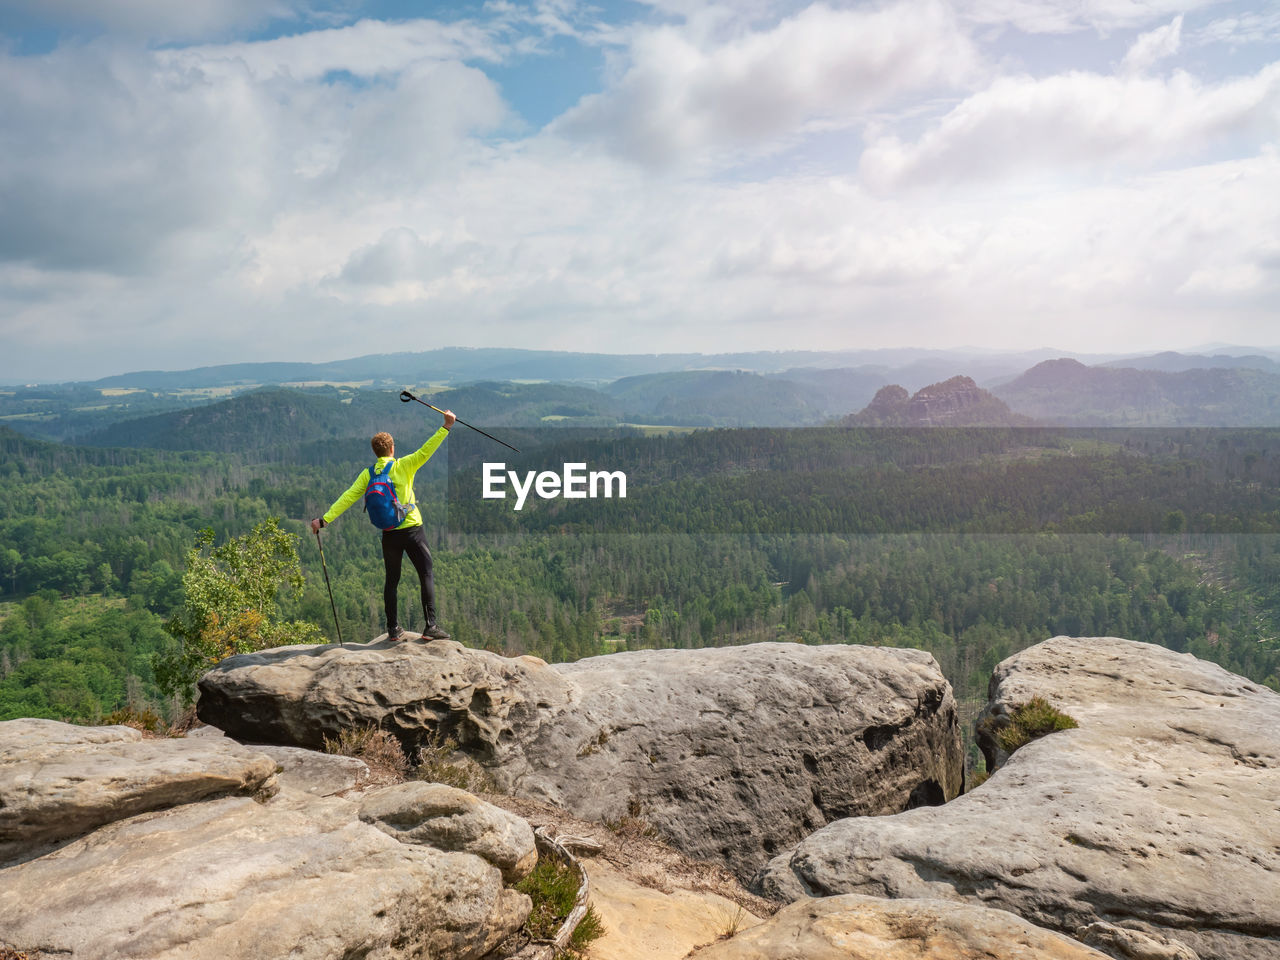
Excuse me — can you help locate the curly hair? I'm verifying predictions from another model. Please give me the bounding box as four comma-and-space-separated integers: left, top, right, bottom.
371, 432, 394, 457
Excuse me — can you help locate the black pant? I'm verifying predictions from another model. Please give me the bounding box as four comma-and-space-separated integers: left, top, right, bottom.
382, 524, 436, 631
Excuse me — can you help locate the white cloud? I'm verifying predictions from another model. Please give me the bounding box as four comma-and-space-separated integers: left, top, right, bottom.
486, 0, 618, 45
708, 186, 977, 286
1121, 14, 1183, 73
0, 34, 507, 274
1194, 10, 1280, 46
4, 145, 1278, 379
552, 0, 981, 166
1177, 262, 1265, 294
955, 0, 1225, 36
860, 63, 1280, 187
325, 227, 487, 305
159, 18, 506, 81
0, 43, 276, 272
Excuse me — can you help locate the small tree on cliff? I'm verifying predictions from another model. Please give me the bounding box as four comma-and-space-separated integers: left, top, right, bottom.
154, 518, 322, 702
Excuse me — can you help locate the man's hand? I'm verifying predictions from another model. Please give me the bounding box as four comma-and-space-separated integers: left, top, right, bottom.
442, 409, 457, 429
310, 517, 324, 534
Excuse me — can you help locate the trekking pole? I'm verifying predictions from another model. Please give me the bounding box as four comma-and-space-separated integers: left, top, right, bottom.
399, 390, 520, 453
314, 529, 344, 645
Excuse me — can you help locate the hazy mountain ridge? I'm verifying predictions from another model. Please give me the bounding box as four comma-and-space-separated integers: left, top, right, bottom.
995, 358, 1280, 425
8, 347, 1280, 448
26, 346, 1127, 391
763, 367, 890, 417
604, 370, 831, 426
1098, 351, 1280, 375
65, 349, 882, 390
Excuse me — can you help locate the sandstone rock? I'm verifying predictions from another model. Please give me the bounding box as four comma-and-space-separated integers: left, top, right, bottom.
688, 894, 1110, 959
199, 639, 963, 880
0, 717, 277, 864
1078, 922, 1200, 960
185, 723, 226, 738
522, 643, 962, 880
0, 791, 530, 960
251, 743, 369, 796
197, 637, 574, 758
584, 859, 763, 960
359, 781, 537, 883
757, 637, 1280, 960
181, 724, 369, 795
850, 376, 1028, 426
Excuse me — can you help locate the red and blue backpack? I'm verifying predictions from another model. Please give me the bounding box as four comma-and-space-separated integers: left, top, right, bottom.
363, 460, 413, 530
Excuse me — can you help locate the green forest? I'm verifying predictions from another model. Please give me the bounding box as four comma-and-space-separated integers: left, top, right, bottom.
2, 391, 1278, 776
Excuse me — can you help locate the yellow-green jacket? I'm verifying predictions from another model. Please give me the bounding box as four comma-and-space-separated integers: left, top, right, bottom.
322, 427, 450, 530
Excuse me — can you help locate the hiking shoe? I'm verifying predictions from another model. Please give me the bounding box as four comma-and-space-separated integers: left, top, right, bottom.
421, 623, 451, 641
387, 626, 406, 642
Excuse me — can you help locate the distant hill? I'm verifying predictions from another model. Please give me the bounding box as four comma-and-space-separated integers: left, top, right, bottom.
845, 376, 1031, 426
81, 383, 624, 452
764, 367, 889, 418
602, 370, 829, 426
83, 389, 380, 452
1099, 351, 1280, 375
412, 382, 621, 426
994, 358, 1280, 425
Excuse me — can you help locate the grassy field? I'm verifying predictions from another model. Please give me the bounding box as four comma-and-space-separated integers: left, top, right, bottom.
619, 423, 702, 435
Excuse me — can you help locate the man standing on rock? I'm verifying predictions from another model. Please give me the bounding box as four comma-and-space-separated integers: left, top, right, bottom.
310, 409, 456, 641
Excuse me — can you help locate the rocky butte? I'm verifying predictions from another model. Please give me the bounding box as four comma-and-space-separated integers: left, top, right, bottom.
847, 375, 1031, 426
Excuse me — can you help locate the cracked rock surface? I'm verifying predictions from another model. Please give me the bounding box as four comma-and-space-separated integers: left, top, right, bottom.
0, 720, 532, 960
525, 643, 963, 880
199, 639, 964, 880
756, 636, 1280, 960
197, 637, 571, 760
0, 717, 277, 865
0, 792, 528, 960
360, 781, 538, 884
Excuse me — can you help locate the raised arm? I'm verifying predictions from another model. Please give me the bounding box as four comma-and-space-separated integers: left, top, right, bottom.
397, 416, 454, 472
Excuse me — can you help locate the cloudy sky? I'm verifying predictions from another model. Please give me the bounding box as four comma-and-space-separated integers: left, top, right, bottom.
1, 0, 1277, 382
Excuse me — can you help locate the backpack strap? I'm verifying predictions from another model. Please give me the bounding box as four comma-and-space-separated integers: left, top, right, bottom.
366, 459, 394, 484
363, 460, 395, 517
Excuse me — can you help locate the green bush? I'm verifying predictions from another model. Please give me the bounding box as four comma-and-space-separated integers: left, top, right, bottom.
513, 856, 605, 955
154, 519, 322, 702
516, 858, 581, 940
996, 696, 1079, 754
567, 904, 606, 954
